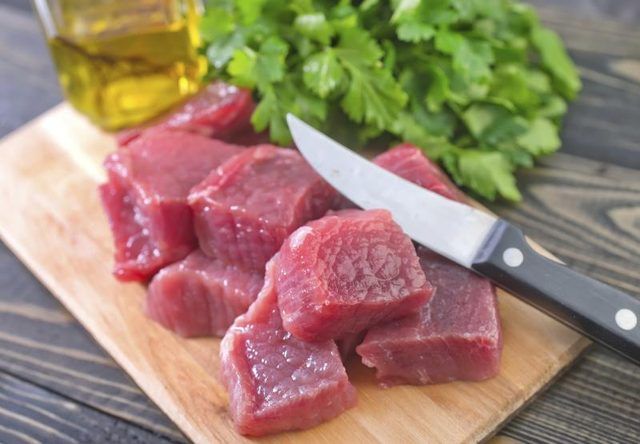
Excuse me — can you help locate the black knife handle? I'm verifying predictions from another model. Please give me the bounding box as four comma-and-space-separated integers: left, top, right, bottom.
472, 220, 640, 365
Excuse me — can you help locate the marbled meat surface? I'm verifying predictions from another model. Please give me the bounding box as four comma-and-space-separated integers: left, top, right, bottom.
220, 256, 357, 436
356, 247, 502, 386
276, 209, 433, 342
188, 145, 337, 271
146, 250, 263, 337
99, 130, 242, 281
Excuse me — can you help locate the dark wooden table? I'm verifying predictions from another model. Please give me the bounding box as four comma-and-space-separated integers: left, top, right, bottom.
0, 1, 638, 443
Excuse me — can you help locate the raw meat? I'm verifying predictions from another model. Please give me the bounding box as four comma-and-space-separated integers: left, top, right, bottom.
276, 209, 433, 342
373, 144, 465, 202
220, 256, 357, 436
189, 145, 337, 271
146, 250, 263, 337
116, 82, 261, 147
99, 130, 242, 281
336, 332, 365, 362
356, 247, 502, 386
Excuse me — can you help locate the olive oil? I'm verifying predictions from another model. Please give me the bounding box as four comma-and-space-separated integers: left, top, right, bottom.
40, 0, 206, 130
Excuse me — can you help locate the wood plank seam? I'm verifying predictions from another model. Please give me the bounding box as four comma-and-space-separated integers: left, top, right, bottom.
0, 367, 186, 443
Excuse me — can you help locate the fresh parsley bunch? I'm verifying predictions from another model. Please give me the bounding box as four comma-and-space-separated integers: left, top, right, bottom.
201, 0, 581, 201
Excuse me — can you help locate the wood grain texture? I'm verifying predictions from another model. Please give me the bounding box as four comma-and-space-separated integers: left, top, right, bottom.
491, 154, 640, 443
503, 348, 640, 443
0, 104, 591, 443
490, 154, 640, 297
0, 372, 176, 444
534, 5, 640, 168
0, 4, 61, 136
0, 243, 186, 442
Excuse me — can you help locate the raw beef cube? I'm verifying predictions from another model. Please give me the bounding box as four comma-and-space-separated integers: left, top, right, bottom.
116, 82, 261, 147
356, 247, 502, 387
373, 144, 465, 202
276, 209, 433, 342
189, 145, 337, 271
146, 250, 263, 337
220, 256, 357, 436
99, 130, 242, 281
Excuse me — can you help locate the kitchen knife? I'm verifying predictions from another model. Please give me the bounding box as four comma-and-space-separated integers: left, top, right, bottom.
286, 114, 640, 365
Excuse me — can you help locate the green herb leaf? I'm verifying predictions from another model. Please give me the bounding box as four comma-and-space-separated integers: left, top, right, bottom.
303, 50, 346, 98
453, 39, 494, 81
294, 13, 334, 45
206, 31, 245, 70
435, 30, 464, 54
336, 28, 383, 65
340, 66, 407, 130
336, 29, 407, 129
425, 65, 450, 112
458, 150, 522, 201
237, 0, 266, 25
397, 22, 435, 42
463, 103, 528, 146
227, 36, 288, 88
490, 65, 540, 111
538, 95, 567, 118
200, 8, 235, 42
227, 47, 257, 88
531, 27, 582, 99
252, 88, 290, 144
517, 117, 561, 155
202, 0, 580, 201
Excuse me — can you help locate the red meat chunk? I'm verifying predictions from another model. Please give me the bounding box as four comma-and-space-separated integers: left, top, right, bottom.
99, 131, 242, 281
356, 247, 502, 386
276, 209, 433, 342
373, 144, 465, 202
116, 82, 262, 147
189, 145, 337, 271
220, 256, 357, 436
146, 250, 263, 337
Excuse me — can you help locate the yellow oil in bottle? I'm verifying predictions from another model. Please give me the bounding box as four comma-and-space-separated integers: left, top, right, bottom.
43, 0, 206, 130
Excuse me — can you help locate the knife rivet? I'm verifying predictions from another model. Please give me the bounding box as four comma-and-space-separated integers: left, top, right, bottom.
503, 248, 524, 267
615, 308, 637, 331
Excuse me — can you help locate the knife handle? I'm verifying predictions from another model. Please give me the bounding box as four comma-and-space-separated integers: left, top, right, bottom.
472, 220, 640, 365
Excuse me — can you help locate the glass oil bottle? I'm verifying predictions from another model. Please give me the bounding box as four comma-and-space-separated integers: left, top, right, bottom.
33, 0, 206, 130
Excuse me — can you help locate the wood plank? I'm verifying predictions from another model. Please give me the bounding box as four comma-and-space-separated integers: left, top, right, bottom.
0, 104, 590, 443
492, 153, 640, 443
502, 348, 640, 443
0, 5, 61, 136
534, 5, 640, 168
0, 244, 185, 442
0, 372, 177, 444
1, 149, 636, 443
490, 153, 640, 296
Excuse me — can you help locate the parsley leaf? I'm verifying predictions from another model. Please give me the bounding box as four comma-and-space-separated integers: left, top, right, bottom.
531, 27, 582, 99
202, 0, 581, 201
517, 117, 561, 155
458, 150, 522, 201
295, 13, 334, 45
336, 29, 407, 129
227, 36, 288, 88
303, 50, 346, 98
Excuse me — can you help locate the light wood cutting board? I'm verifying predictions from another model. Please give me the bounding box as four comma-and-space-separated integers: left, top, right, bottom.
0, 104, 591, 444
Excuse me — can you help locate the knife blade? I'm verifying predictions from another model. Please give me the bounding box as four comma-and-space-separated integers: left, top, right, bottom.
287, 114, 497, 268
287, 113, 640, 365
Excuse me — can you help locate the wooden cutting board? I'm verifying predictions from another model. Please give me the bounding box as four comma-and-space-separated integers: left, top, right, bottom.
0, 104, 590, 444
